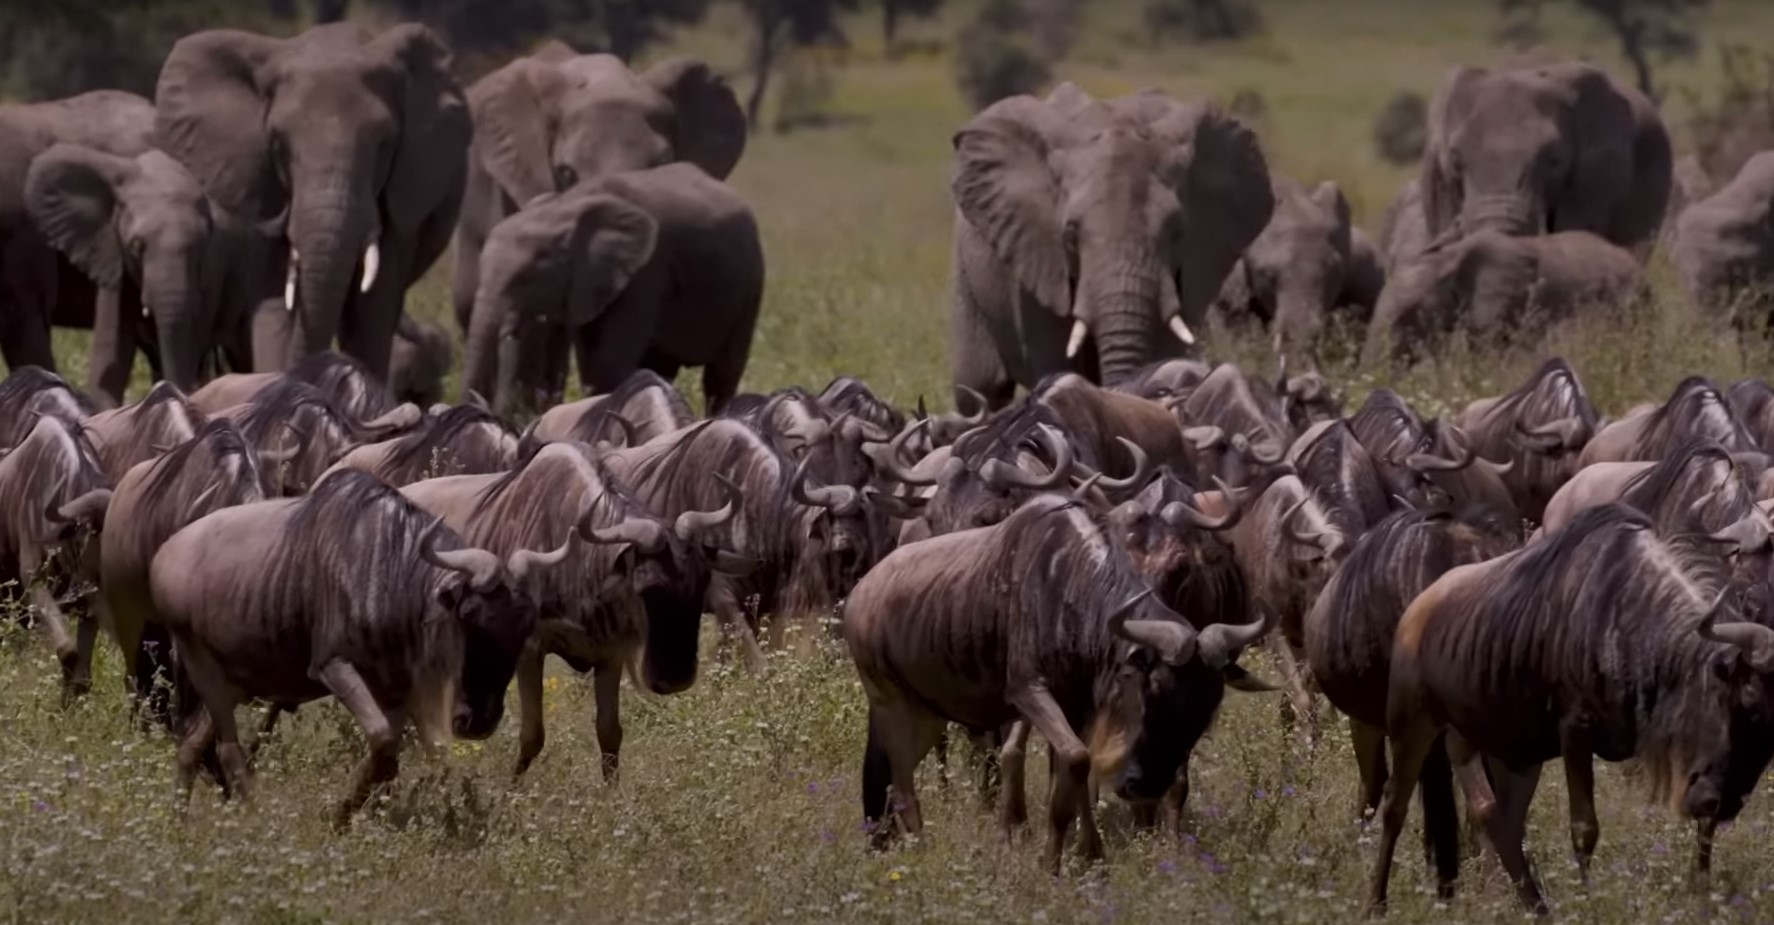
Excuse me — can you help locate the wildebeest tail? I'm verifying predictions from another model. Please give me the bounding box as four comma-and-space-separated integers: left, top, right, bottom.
1418, 736, 1460, 890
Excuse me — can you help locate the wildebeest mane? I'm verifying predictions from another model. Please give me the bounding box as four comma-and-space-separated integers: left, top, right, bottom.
1618, 437, 1751, 534
284, 350, 396, 419
0, 367, 93, 445
1642, 377, 1756, 457
1348, 389, 1429, 459
381, 405, 518, 482
1481, 357, 1594, 428
1728, 378, 1774, 451
140, 418, 270, 505
1290, 419, 1391, 537
819, 375, 905, 436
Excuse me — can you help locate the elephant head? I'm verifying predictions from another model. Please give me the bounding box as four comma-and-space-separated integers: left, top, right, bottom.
1364, 232, 1536, 363
952, 85, 1273, 384
25, 144, 216, 390
1216, 176, 1352, 366
470, 48, 746, 203
463, 185, 659, 413
1423, 61, 1653, 244
389, 313, 453, 406
155, 23, 470, 369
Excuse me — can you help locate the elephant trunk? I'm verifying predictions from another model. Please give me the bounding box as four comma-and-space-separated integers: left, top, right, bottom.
139, 250, 205, 390
1462, 193, 1542, 237
288, 177, 377, 365
462, 287, 510, 409
1082, 257, 1162, 385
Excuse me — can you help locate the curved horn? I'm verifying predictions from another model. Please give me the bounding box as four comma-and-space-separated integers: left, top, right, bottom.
1517, 415, 1587, 451
1107, 588, 1197, 665
1281, 494, 1337, 554
419, 521, 503, 592
1065, 319, 1089, 359
1161, 476, 1246, 531
360, 402, 423, 438
954, 385, 989, 424
790, 460, 861, 515
1243, 436, 1285, 466
1092, 438, 1154, 497
1697, 592, 1774, 671
757, 391, 790, 446
1182, 425, 1226, 451
949, 423, 989, 461
1403, 433, 1474, 472
1072, 472, 1104, 502
675, 475, 741, 540
591, 410, 639, 450
182, 483, 221, 523
866, 419, 947, 487
979, 425, 1072, 491
508, 530, 579, 582
1196, 613, 1273, 670
54, 488, 113, 526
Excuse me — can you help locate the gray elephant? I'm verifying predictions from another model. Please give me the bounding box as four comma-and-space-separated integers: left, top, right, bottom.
1362, 230, 1642, 365
1210, 175, 1385, 366
949, 83, 1273, 409
462, 163, 762, 415
24, 143, 278, 398
1378, 178, 1431, 276
154, 22, 470, 379
0, 91, 157, 404
1673, 151, 1774, 321
1422, 60, 1670, 253
452, 46, 745, 404
388, 314, 453, 406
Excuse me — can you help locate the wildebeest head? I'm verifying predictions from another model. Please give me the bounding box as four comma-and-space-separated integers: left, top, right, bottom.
1646, 377, 1757, 459
818, 376, 907, 444
1110, 472, 1251, 659
1275, 370, 1341, 433
1348, 388, 1437, 504
230, 379, 423, 493
1620, 438, 1758, 536
1178, 363, 1292, 487
1462, 357, 1595, 519
17, 416, 112, 584
0, 367, 94, 448
1398, 421, 1521, 526
743, 388, 886, 490
1728, 379, 1774, 455
915, 403, 1077, 535
282, 350, 399, 421
1287, 418, 1393, 537
572, 369, 696, 447
1112, 358, 1213, 403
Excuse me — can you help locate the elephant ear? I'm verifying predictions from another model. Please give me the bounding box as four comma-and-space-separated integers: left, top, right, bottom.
377, 24, 473, 226
1136, 96, 1275, 327
155, 29, 284, 222
951, 96, 1070, 317
644, 57, 747, 182
1422, 67, 1484, 241
470, 57, 566, 204
566, 193, 660, 326
1311, 179, 1354, 256
25, 144, 134, 289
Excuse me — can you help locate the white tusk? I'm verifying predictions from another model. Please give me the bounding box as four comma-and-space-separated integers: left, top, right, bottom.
1065, 319, 1088, 358
141, 301, 151, 320
283, 250, 299, 312
1168, 314, 1196, 346
359, 241, 380, 293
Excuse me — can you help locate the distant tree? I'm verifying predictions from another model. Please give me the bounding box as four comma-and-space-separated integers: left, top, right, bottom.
953, 0, 1050, 112
0, 0, 287, 100
1496, 0, 1710, 100
880, 0, 942, 52
741, 0, 859, 129
1143, 0, 1265, 46
1682, 43, 1774, 182
1372, 90, 1428, 166
369, 0, 709, 66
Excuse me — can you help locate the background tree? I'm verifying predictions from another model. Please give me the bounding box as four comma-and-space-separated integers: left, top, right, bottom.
1682, 43, 1774, 181
741, 0, 859, 129
1143, 0, 1265, 46
953, 0, 1053, 112
1372, 90, 1428, 166
880, 0, 942, 53
0, 0, 287, 100
1496, 0, 1710, 100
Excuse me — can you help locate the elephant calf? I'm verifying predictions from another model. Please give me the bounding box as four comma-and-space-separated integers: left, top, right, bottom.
1362, 230, 1643, 366
463, 162, 763, 416
1674, 151, 1774, 323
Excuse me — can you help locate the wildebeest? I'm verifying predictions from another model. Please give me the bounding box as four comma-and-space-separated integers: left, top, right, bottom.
1727, 378, 1774, 454
1033, 373, 1189, 481
0, 414, 111, 697
728, 387, 881, 490
1539, 437, 1760, 536
98, 420, 276, 724
188, 350, 399, 420
1579, 376, 1756, 466
402, 443, 741, 777
221, 378, 423, 493
525, 369, 695, 449
0, 367, 93, 447
1111, 358, 1213, 403
1302, 506, 1520, 824
844, 494, 1268, 870
876, 402, 1081, 537
817, 375, 907, 441
80, 380, 204, 481
1287, 418, 1394, 538
1370, 504, 1774, 913
1348, 391, 1516, 520
1178, 363, 1291, 487
1453, 357, 1598, 522
149, 471, 548, 826
326, 404, 520, 487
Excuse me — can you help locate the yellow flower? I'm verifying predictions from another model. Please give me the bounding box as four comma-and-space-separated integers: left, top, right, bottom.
888, 870, 903, 882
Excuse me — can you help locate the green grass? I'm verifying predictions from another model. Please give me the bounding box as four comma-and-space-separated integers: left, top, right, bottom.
11, 1, 1774, 922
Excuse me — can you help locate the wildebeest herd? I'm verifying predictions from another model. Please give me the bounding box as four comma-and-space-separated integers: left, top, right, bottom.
8, 12, 1774, 920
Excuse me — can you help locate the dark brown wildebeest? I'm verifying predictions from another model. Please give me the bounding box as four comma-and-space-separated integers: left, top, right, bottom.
1349, 391, 1517, 521
326, 404, 520, 487
1579, 376, 1757, 466
1370, 504, 1774, 914
1728, 378, 1774, 454
1302, 506, 1519, 827
1177, 363, 1291, 487
1033, 373, 1189, 481
188, 350, 399, 420
603, 418, 897, 666
99, 419, 277, 724
818, 376, 906, 442
1453, 357, 1598, 522
1272, 369, 1342, 434
0, 367, 93, 448
402, 442, 742, 777
1112, 358, 1213, 403
149, 471, 551, 827
0, 415, 111, 698
872, 402, 1082, 537
1539, 437, 1761, 536
80, 381, 205, 482
1287, 418, 1394, 537
729, 388, 881, 490
1348, 388, 1434, 504
845, 494, 1269, 871
221, 378, 423, 493
525, 369, 695, 449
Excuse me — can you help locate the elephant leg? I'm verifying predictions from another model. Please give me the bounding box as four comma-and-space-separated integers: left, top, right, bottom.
950, 291, 1014, 415
449, 229, 481, 337
0, 238, 58, 375
87, 281, 139, 407
701, 309, 758, 417
251, 296, 294, 372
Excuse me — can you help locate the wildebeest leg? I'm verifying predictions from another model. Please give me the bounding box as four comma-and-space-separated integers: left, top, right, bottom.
1158, 754, 1192, 843
862, 701, 941, 847
27, 580, 78, 694
1011, 685, 1096, 873
1475, 760, 1547, 914
247, 704, 288, 763
67, 607, 99, 700
708, 579, 765, 673
175, 707, 216, 803
593, 661, 624, 782
176, 640, 248, 798
973, 727, 1003, 807
317, 658, 401, 830
1418, 740, 1460, 900
512, 644, 546, 777
1271, 635, 1319, 747
1560, 747, 1599, 884
1351, 718, 1389, 822
1692, 817, 1719, 887
998, 719, 1030, 836
1365, 713, 1437, 916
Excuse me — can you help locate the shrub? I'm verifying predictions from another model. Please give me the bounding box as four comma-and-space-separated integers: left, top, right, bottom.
1372, 90, 1428, 167
1142, 0, 1266, 46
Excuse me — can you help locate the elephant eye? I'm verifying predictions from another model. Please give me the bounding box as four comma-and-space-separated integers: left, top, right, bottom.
553, 164, 577, 191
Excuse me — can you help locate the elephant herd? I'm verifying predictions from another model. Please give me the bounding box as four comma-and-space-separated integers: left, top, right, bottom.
0, 24, 762, 417
951, 57, 1774, 408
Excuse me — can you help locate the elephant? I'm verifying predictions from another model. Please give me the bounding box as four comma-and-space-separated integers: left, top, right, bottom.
462, 163, 763, 416
451, 46, 745, 405
1378, 179, 1431, 276
24, 143, 279, 401
154, 22, 470, 380
1362, 230, 1643, 366
1210, 175, 1385, 367
1672, 151, 1774, 323
388, 314, 453, 406
1422, 60, 1670, 254
948, 83, 1274, 409
0, 91, 157, 405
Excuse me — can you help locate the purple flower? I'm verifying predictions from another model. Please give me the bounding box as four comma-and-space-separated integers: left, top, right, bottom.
1651, 842, 1669, 856
1182, 833, 1197, 845
31, 799, 49, 813
806, 781, 819, 795
1157, 859, 1178, 875
819, 830, 836, 844
861, 820, 878, 834
1204, 805, 1223, 818
1253, 788, 1267, 800
1281, 785, 1296, 798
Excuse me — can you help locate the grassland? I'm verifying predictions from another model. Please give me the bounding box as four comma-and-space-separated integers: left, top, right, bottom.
9, 1, 1774, 922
